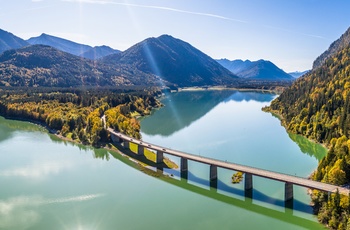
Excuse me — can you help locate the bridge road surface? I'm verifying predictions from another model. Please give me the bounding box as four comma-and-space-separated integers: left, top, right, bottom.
108, 128, 350, 196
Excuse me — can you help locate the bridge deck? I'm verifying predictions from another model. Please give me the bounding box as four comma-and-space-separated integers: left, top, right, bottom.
108, 128, 350, 196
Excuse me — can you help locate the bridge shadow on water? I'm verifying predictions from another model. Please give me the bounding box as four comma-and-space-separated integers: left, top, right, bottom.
108, 144, 321, 229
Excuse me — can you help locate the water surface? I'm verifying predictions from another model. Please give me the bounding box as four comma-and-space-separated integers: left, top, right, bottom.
0, 90, 327, 229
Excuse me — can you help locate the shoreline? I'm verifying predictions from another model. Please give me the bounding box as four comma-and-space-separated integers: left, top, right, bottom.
0, 115, 179, 169
261, 108, 329, 190
177, 86, 281, 94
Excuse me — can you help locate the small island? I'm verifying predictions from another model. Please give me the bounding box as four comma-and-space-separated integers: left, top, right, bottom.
232, 171, 244, 184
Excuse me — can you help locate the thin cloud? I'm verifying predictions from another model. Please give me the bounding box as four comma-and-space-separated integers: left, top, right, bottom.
263, 24, 329, 40
0, 160, 74, 180
0, 194, 105, 229
62, 0, 248, 23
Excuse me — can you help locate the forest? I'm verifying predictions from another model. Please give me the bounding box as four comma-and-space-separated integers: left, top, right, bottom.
264, 44, 350, 229
0, 86, 162, 146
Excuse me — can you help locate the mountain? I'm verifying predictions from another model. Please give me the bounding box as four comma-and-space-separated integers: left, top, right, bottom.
80, 45, 120, 60
265, 27, 350, 228
102, 35, 239, 87
216, 59, 253, 73
217, 59, 293, 80
0, 29, 29, 54
0, 45, 160, 87
27, 33, 92, 56
312, 26, 350, 69
288, 70, 309, 78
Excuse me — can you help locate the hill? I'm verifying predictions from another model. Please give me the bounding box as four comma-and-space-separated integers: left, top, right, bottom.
0, 29, 29, 54
0, 45, 160, 87
102, 35, 239, 87
265, 27, 350, 229
312, 26, 350, 69
217, 59, 293, 80
79, 45, 120, 60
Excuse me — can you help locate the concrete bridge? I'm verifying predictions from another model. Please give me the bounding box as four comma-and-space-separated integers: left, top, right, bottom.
108, 128, 350, 201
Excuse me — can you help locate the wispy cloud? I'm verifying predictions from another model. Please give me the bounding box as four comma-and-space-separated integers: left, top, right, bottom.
263, 24, 329, 40
0, 194, 105, 229
62, 0, 248, 23
0, 160, 74, 180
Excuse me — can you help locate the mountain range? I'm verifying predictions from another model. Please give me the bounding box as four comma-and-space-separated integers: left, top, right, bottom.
0, 30, 238, 87
0, 28, 297, 88
216, 59, 294, 80
0, 44, 160, 87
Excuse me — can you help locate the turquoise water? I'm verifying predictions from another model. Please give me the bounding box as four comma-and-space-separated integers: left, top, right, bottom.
0, 90, 327, 229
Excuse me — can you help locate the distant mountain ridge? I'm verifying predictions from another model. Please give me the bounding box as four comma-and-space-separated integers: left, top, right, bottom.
1, 28, 294, 88
27, 33, 91, 56
102, 34, 239, 87
27, 33, 120, 59
312, 27, 350, 69
288, 70, 309, 78
0, 29, 29, 54
217, 58, 293, 80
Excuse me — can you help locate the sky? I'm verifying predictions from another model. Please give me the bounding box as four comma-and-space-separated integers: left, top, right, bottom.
1, 0, 350, 72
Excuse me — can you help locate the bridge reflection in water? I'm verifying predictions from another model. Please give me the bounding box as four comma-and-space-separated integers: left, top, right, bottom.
108, 128, 348, 224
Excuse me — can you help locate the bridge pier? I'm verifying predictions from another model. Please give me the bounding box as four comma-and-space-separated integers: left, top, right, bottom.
123, 140, 130, 149
107, 130, 350, 199
285, 182, 293, 201
210, 165, 217, 181
181, 158, 188, 172
245, 173, 253, 191
137, 145, 144, 156
156, 150, 164, 163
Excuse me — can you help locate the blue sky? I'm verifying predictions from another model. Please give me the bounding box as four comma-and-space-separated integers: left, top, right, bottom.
1, 0, 350, 72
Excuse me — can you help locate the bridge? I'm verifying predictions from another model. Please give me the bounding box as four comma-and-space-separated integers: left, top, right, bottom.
108, 128, 350, 201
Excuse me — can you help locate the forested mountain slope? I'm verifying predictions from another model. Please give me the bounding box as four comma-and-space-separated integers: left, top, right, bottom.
266, 42, 350, 228
313, 27, 350, 70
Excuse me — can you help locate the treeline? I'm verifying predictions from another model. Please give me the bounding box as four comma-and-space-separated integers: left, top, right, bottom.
0, 87, 162, 145
264, 45, 350, 229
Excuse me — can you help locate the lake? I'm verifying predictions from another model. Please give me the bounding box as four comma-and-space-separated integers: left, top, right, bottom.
0, 90, 327, 229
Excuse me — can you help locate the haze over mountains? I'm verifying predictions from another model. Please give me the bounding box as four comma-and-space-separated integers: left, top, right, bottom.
217, 59, 294, 80
288, 70, 309, 79
0, 28, 298, 88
